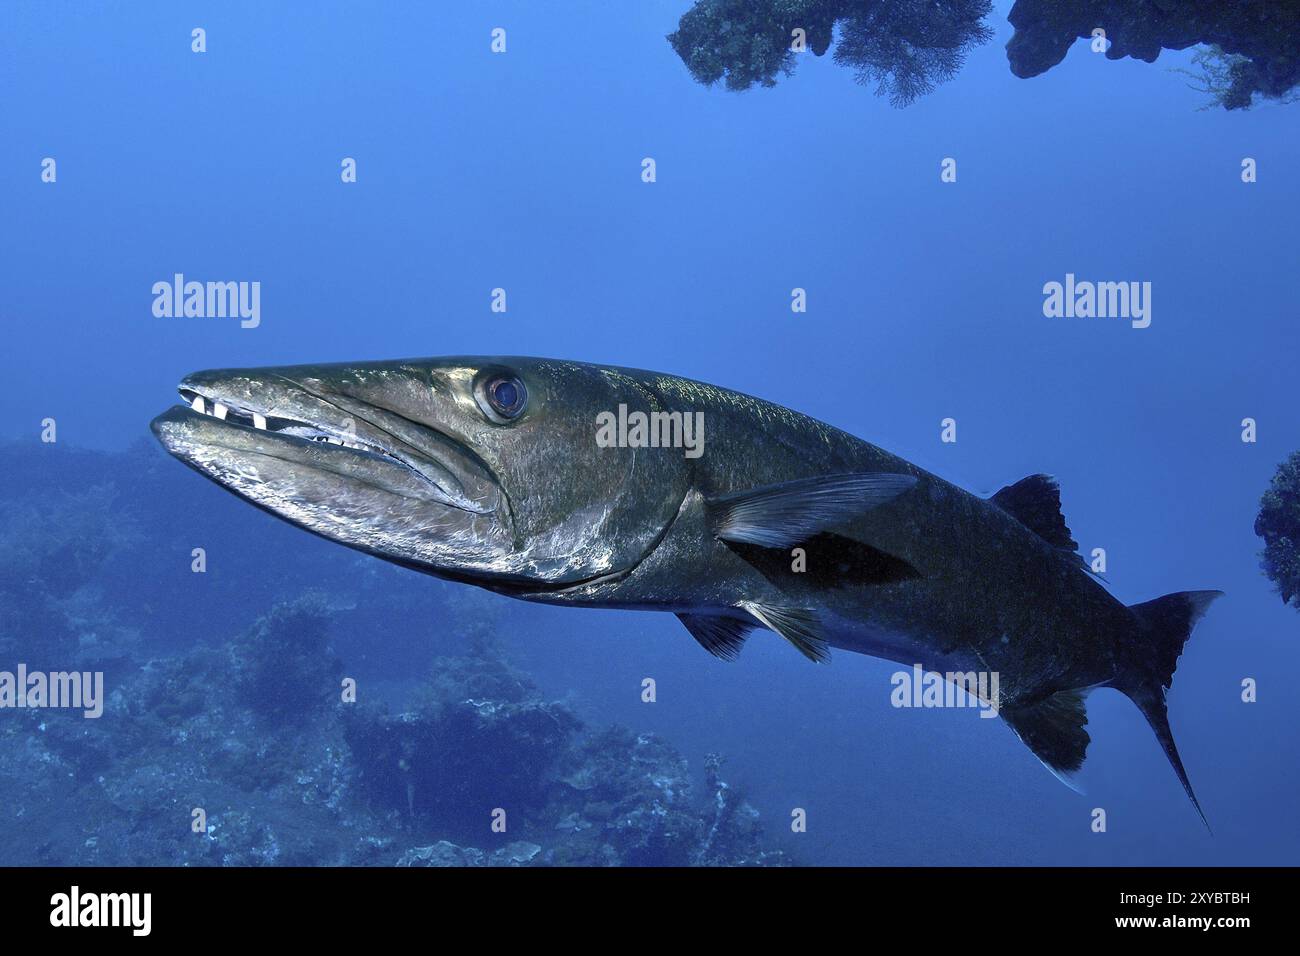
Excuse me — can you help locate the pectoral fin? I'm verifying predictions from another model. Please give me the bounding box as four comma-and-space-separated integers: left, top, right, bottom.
708, 472, 917, 549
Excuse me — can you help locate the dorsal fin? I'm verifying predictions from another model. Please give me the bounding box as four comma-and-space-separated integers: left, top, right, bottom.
708, 472, 917, 549
991, 474, 1078, 553
676, 613, 755, 661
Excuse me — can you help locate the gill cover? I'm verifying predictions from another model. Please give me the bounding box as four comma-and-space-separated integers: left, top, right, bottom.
441, 359, 693, 586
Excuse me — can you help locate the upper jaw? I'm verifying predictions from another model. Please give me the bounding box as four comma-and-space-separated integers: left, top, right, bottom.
176, 384, 397, 459
153, 369, 500, 515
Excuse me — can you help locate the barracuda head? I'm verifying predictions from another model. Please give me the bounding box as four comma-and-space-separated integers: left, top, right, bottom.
150, 357, 691, 592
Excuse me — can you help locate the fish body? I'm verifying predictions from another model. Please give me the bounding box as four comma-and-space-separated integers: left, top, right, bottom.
151, 356, 1219, 823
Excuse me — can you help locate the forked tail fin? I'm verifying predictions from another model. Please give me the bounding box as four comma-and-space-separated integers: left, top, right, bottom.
1117, 589, 1223, 831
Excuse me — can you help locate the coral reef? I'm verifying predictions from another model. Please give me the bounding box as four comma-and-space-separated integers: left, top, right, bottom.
0, 441, 789, 866
0, 481, 142, 669
666, 0, 1300, 110
1007, 0, 1300, 108
343, 650, 582, 843
1256, 451, 1300, 610
667, 0, 993, 106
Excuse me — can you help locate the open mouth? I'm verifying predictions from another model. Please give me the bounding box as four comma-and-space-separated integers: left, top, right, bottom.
177, 387, 408, 465
164, 383, 495, 515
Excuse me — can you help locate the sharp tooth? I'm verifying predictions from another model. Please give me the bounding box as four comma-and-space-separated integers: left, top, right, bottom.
253, 413, 267, 430
190, 395, 205, 414
213, 403, 228, 421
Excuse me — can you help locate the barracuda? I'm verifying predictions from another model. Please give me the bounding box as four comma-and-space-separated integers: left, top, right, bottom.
150, 355, 1220, 825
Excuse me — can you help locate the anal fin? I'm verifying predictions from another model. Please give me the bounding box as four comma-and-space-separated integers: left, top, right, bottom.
1001, 688, 1091, 789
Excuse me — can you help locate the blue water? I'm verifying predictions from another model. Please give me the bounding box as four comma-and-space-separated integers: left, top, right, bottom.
2, 1, 1298, 865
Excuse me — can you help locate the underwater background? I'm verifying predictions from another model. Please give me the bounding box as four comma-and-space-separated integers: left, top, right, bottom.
2, 0, 1298, 866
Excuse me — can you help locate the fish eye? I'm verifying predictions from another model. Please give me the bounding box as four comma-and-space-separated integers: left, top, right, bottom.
478, 372, 528, 422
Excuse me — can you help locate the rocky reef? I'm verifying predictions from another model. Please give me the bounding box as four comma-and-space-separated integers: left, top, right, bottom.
0, 441, 789, 866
